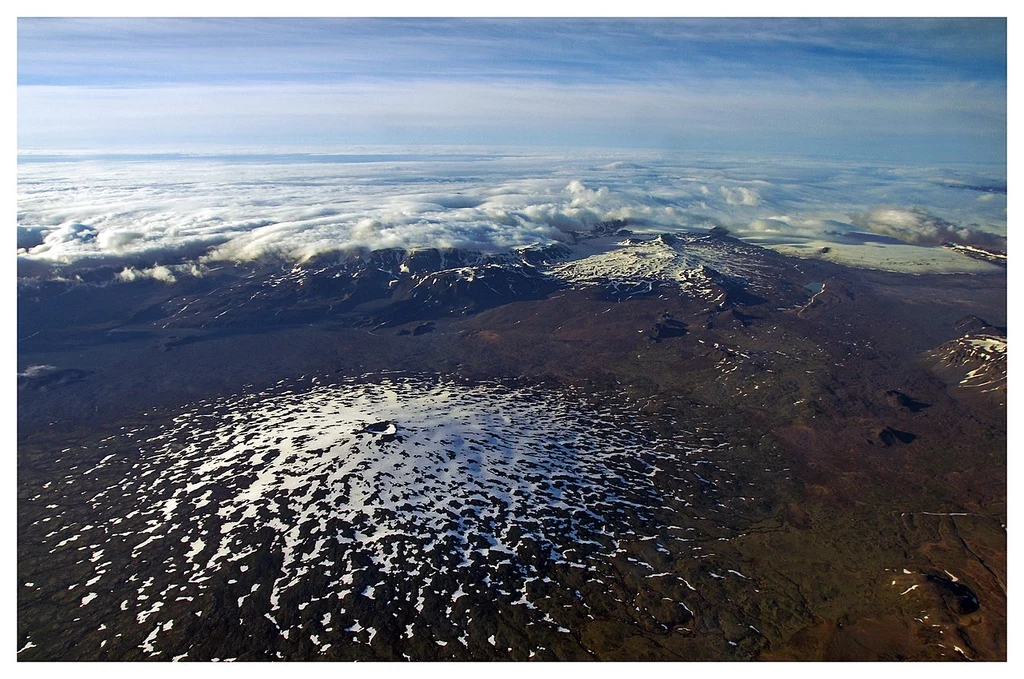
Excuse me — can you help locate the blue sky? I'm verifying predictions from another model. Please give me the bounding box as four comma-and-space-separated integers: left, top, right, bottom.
17, 18, 1007, 162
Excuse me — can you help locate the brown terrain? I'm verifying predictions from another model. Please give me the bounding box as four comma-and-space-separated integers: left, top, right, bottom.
17, 239, 1006, 660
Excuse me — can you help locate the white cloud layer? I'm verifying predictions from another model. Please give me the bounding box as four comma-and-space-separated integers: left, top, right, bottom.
850, 207, 1007, 248
16, 149, 1006, 279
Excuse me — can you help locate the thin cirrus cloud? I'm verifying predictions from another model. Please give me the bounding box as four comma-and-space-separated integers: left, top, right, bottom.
16, 18, 1007, 86
16, 18, 1007, 162
18, 79, 1007, 161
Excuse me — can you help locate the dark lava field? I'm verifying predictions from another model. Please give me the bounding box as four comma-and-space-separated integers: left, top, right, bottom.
17, 233, 1006, 661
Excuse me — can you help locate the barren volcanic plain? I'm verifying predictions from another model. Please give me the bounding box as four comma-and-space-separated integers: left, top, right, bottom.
18, 220, 1006, 661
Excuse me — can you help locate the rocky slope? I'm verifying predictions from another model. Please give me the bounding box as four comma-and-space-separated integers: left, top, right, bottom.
927, 316, 1007, 405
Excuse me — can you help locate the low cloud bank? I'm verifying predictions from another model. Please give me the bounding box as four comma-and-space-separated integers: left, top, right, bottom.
16, 151, 1006, 280
18, 364, 57, 379
851, 207, 1006, 249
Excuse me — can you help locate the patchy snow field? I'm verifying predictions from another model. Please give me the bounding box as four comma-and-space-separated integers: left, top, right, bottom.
22, 374, 753, 659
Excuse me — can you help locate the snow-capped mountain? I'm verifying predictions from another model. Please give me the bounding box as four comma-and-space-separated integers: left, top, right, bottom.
94, 227, 811, 331
928, 316, 1007, 402
546, 230, 797, 306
